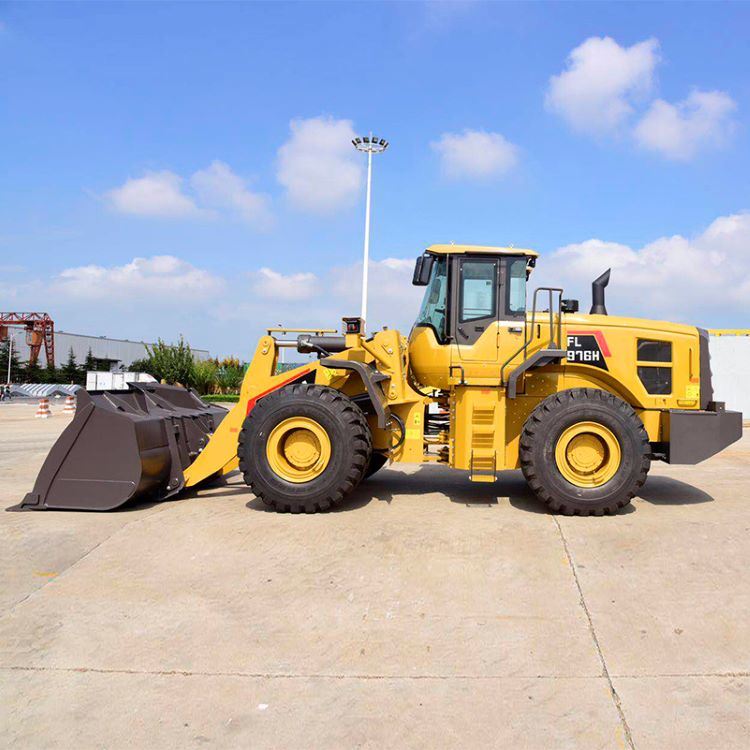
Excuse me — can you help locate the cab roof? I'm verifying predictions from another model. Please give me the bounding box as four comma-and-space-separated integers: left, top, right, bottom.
426, 244, 539, 258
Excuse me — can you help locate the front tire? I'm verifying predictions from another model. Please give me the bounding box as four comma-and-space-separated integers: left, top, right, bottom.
238, 383, 372, 513
363, 452, 388, 479
520, 388, 650, 516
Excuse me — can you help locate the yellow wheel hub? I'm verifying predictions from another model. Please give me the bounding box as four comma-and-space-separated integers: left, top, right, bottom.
555, 421, 621, 488
266, 417, 331, 483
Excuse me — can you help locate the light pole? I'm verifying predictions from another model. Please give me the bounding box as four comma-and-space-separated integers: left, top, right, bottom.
6, 330, 20, 385
352, 134, 389, 326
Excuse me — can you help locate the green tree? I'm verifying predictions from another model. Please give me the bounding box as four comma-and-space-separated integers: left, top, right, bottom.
215, 363, 244, 394
22, 360, 44, 384
61, 347, 84, 384
83, 347, 96, 372
42, 361, 59, 384
145, 337, 195, 386
0, 338, 22, 383
129, 357, 157, 377
192, 359, 219, 395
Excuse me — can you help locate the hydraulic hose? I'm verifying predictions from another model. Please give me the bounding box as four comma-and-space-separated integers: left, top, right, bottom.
407, 367, 434, 398
389, 412, 406, 451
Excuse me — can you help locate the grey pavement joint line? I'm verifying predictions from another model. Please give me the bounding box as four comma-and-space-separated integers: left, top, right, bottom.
553, 516, 636, 750
2, 665, 748, 681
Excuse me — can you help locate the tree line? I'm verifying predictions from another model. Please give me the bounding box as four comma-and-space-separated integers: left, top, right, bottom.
131, 338, 247, 395
2, 336, 295, 394
0, 340, 98, 385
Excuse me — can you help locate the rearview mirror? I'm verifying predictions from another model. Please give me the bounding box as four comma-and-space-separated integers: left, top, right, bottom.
412, 254, 435, 286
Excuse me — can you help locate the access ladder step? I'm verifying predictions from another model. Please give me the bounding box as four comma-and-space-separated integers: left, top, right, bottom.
469, 404, 497, 482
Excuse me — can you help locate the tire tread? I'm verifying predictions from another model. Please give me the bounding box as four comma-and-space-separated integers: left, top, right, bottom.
519, 388, 650, 516
238, 383, 372, 513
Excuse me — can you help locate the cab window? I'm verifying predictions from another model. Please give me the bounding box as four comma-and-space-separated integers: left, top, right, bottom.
507, 258, 527, 315
459, 260, 496, 322
414, 256, 448, 341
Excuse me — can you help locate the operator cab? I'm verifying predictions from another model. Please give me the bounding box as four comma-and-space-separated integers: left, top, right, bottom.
412, 244, 535, 345
409, 245, 539, 389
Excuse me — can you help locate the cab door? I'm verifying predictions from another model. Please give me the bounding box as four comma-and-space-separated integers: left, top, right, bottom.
496, 256, 528, 372
452, 256, 499, 364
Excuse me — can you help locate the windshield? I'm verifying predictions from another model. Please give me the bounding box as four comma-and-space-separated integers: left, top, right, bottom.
414, 256, 447, 340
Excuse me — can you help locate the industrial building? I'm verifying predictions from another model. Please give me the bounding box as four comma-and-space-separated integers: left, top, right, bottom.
13, 330, 211, 371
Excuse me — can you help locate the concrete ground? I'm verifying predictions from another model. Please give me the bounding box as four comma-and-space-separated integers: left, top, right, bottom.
0, 400, 748, 749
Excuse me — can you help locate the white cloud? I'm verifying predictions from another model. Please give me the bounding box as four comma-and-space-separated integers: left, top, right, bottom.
52, 255, 225, 302
14, 211, 749, 357
105, 171, 203, 218
105, 163, 272, 227
378, 258, 414, 272
634, 90, 737, 160
190, 161, 273, 228
546, 36, 659, 134
276, 116, 363, 214
329, 257, 424, 319
431, 129, 519, 179
250, 267, 319, 301
215, 255, 422, 343
240, 257, 420, 327
537, 211, 750, 323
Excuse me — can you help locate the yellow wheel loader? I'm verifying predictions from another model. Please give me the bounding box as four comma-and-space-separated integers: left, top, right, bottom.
14, 245, 743, 516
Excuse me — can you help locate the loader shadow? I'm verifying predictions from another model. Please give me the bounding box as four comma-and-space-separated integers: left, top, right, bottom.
240, 466, 544, 514
241, 465, 714, 515
8, 471, 713, 514
636, 475, 714, 506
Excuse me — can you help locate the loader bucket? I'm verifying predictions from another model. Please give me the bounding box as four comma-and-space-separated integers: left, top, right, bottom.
10, 383, 227, 512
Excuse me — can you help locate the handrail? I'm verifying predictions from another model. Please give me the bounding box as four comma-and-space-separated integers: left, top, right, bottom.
267, 327, 337, 335
500, 287, 564, 385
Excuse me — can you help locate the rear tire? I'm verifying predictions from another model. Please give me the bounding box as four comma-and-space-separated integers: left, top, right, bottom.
520, 388, 650, 516
238, 383, 372, 513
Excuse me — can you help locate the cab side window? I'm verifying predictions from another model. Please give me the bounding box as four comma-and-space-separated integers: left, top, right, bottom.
507, 258, 527, 315
459, 260, 496, 323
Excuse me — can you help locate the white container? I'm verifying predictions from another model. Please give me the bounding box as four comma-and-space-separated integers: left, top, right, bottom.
86, 371, 157, 391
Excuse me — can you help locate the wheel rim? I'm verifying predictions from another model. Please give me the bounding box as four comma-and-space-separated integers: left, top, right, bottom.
266, 417, 331, 483
554, 421, 621, 488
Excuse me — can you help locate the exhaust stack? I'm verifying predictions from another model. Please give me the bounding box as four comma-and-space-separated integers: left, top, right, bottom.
590, 269, 611, 315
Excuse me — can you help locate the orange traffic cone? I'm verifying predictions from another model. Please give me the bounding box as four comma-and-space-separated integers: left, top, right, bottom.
63, 395, 76, 415
35, 397, 52, 419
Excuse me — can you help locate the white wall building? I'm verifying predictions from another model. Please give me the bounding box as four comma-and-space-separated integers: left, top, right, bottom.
709, 331, 750, 418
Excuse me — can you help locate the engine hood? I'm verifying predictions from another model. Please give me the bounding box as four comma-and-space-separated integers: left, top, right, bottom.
561, 313, 698, 339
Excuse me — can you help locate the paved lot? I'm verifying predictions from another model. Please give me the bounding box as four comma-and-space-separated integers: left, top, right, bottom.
1, 400, 748, 749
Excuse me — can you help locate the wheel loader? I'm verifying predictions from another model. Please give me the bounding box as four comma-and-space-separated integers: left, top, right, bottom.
14, 244, 743, 516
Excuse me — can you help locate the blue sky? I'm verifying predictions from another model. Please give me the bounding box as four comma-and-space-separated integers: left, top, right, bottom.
1, 1, 749, 357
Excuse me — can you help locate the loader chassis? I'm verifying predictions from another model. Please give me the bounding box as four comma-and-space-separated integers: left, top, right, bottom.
168, 245, 743, 512
15, 244, 742, 516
